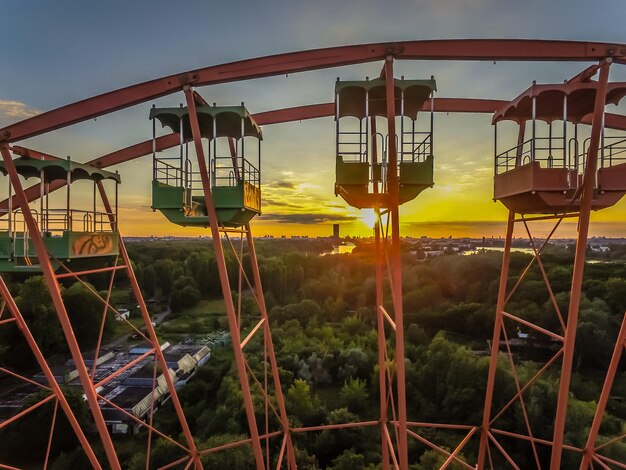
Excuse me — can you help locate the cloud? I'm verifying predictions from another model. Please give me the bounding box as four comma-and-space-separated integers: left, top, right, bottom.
270, 180, 296, 189
263, 196, 299, 208
0, 100, 40, 121
259, 213, 357, 225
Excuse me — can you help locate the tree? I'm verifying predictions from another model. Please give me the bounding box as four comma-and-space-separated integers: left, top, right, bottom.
329, 449, 365, 470
415, 449, 468, 469
153, 259, 178, 297
200, 434, 254, 468
286, 379, 324, 426
185, 251, 213, 296
605, 277, 626, 314
0, 387, 91, 463
170, 276, 201, 312
63, 282, 112, 349
141, 265, 156, 297
1, 276, 65, 369
575, 298, 615, 370
339, 378, 368, 413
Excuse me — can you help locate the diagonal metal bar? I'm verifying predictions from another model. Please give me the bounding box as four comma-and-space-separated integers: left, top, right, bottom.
383, 425, 400, 470
237, 232, 244, 329
488, 431, 520, 470
157, 456, 192, 470
146, 353, 159, 470
551, 59, 612, 469
522, 218, 566, 332
440, 427, 478, 470
55, 264, 127, 279
594, 432, 626, 451
0, 367, 52, 391
504, 216, 563, 306
479, 211, 515, 467
407, 421, 475, 431
491, 428, 582, 453
0, 144, 120, 469
53, 257, 150, 342
91, 257, 120, 380
379, 306, 396, 330
291, 421, 378, 433
405, 428, 475, 470
43, 399, 59, 470
93, 349, 155, 389
501, 311, 564, 342
199, 431, 283, 455
241, 318, 265, 349
581, 315, 626, 469
275, 433, 287, 470
222, 231, 264, 313
487, 443, 494, 470
385, 349, 400, 449
591, 455, 613, 470
0, 277, 101, 469
490, 348, 563, 425
0, 462, 23, 469
244, 360, 282, 424
374, 205, 390, 470
0, 394, 55, 431
594, 453, 626, 469
96, 393, 189, 453
501, 321, 541, 468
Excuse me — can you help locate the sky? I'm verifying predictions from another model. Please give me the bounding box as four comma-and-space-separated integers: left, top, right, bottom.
1, 0, 626, 239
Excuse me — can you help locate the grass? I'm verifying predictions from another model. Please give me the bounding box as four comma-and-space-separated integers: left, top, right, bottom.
156, 299, 226, 337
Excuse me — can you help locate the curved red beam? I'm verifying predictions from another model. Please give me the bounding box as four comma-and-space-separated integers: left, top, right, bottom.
1, 39, 625, 143
0, 97, 508, 211
2, 97, 625, 213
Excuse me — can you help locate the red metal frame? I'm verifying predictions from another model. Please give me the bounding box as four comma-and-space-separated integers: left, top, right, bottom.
0, 144, 205, 469
0, 97, 507, 213
478, 59, 621, 470
550, 59, 612, 469
183, 86, 296, 468
0, 40, 625, 469
7, 98, 626, 216
1, 40, 624, 143
0, 277, 101, 469
580, 313, 626, 468
0, 144, 122, 470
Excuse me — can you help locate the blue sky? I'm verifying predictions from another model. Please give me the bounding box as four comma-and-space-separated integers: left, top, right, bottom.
1, 1, 626, 237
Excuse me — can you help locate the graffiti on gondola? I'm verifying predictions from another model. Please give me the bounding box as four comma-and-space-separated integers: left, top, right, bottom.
72, 234, 115, 256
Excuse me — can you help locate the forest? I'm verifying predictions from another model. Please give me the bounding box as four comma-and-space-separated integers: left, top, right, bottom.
1, 237, 625, 468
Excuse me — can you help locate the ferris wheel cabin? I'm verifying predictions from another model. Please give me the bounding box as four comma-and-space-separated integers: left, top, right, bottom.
334, 77, 436, 209
150, 104, 262, 228
0, 153, 120, 272
493, 80, 626, 214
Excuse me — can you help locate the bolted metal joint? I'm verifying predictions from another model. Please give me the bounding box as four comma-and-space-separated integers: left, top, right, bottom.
385, 44, 405, 56
178, 72, 199, 86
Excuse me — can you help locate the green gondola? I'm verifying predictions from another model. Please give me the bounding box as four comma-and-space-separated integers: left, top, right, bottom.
150, 105, 262, 227
0, 156, 120, 272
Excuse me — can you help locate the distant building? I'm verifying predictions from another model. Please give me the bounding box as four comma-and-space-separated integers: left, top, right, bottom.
0, 342, 210, 435
115, 308, 130, 321
333, 224, 340, 239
